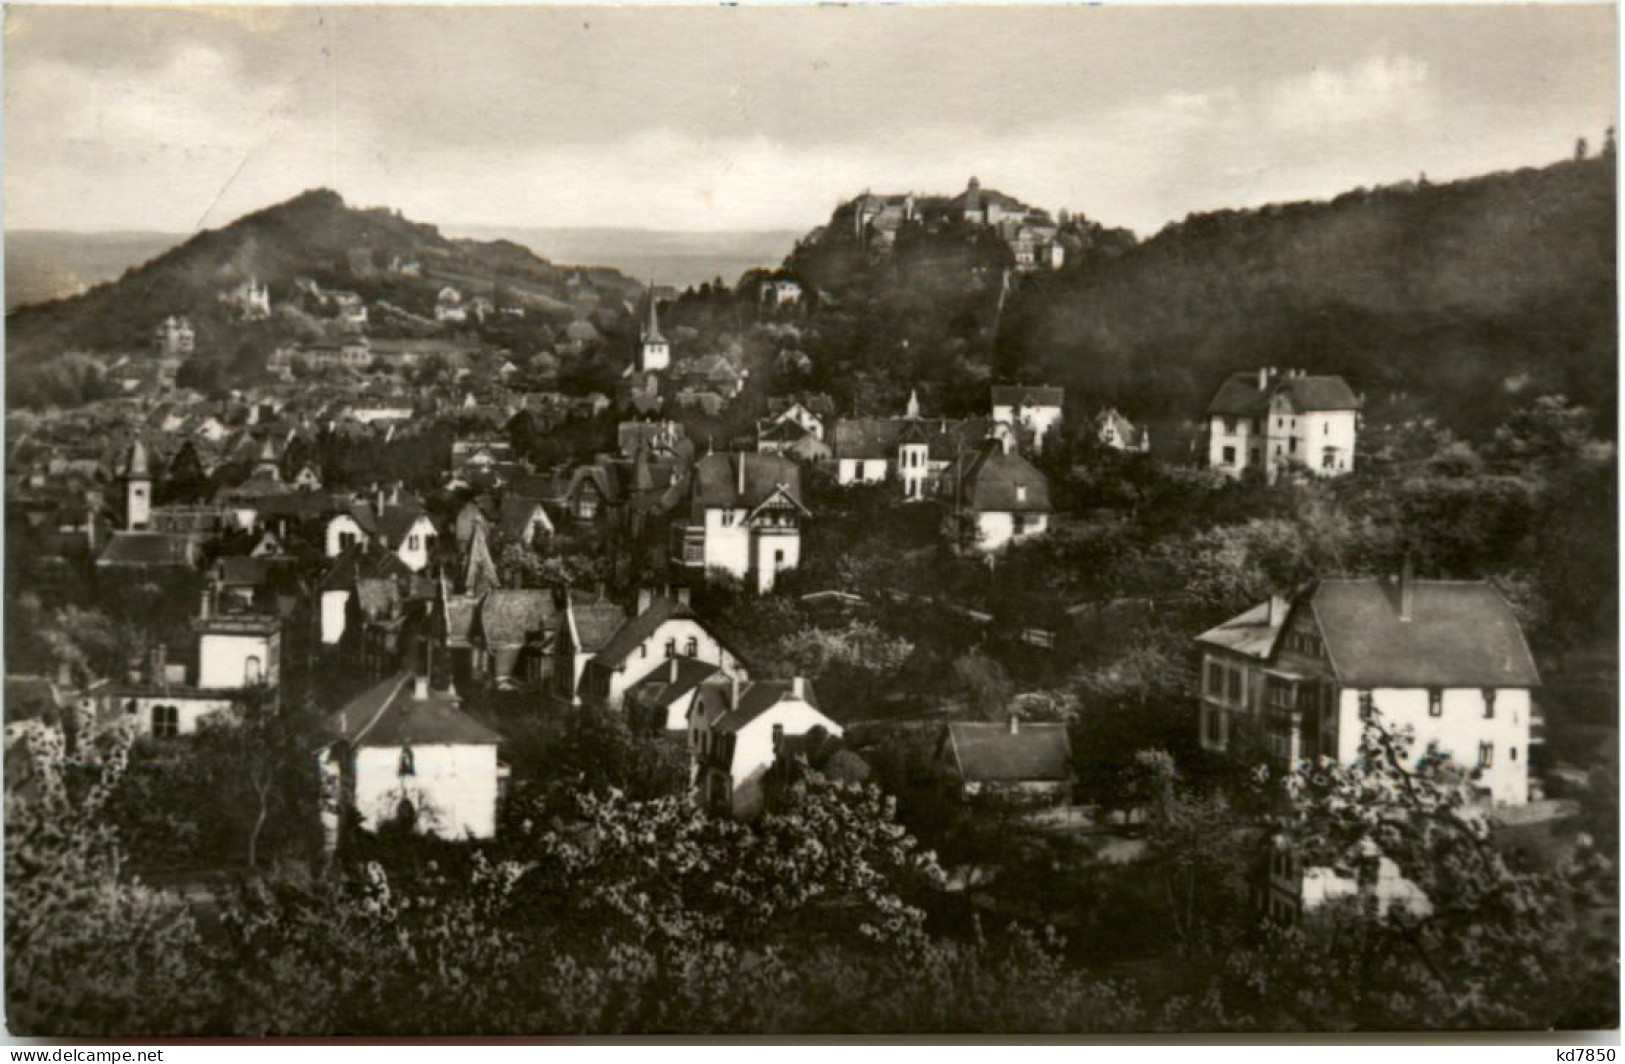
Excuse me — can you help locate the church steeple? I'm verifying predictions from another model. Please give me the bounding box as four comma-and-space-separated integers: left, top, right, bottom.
636, 282, 671, 372
905, 389, 921, 419
123, 439, 152, 531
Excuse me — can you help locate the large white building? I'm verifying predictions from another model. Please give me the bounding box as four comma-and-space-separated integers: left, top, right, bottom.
1195, 573, 1540, 807
581, 591, 747, 711
318, 673, 505, 842
670, 453, 808, 594
991, 385, 1065, 454
1206, 368, 1360, 481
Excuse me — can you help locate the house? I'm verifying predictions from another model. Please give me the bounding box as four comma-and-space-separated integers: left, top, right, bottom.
758, 278, 803, 308
323, 494, 439, 571
1207, 368, 1361, 480
581, 591, 746, 711
553, 589, 630, 703
1194, 569, 1539, 807
756, 417, 832, 463
991, 385, 1065, 454
937, 444, 1052, 552
1094, 408, 1150, 454
936, 717, 1073, 803
317, 546, 416, 646
154, 316, 195, 358
626, 655, 732, 735
471, 589, 559, 690
220, 277, 271, 321
669, 453, 808, 594
110, 592, 280, 738
832, 394, 1010, 497
690, 676, 839, 819
318, 673, 505, 842
634, 286, 670, 372
96, 531, 199, 570
497, 496, 554, 547
435, 286, 468, 323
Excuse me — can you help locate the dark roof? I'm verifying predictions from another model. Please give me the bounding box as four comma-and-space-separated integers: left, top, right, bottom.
941, 450, 1051, 514
992, 385, 1065, 407
1309, 579, 1540, 688
628, 655, 723, 714
476, 590, 558, 648
833, 418, 903, 460
328, 674, 503, 748
354, 577, 400, 619
1206, 372, 1361, 417
591, 596, 693, 667
215, 555, 272, 587
498, 496, 550, 539
318, 546, 414, 591
97, 531, 195, 567
714, 679, 821, 733
691, 453, 805, 511
567, 593, 628, 653
758, 418, 810, 443
945, 721, 1072, 783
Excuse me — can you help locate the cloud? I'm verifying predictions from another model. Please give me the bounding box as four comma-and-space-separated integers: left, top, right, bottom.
1264, 52, 1434, 130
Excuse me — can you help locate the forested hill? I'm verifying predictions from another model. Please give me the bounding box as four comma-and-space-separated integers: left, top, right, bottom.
4, 189, 643, 366
999, 154, 1617, 437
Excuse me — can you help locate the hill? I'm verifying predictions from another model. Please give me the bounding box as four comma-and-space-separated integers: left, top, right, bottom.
4, 189, 644, 366
447, 225, 803, 292
997, 155, 1616, 438
770, 155, 1615, 438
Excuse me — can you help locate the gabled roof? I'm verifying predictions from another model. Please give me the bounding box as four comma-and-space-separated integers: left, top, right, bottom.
941, 450, 1051, 514
354, 577, 400, 620
215, 555, 272, 588
713, 679, 822, 733
97, 531, 195, 567
628, 656, 724, 715
832, 418, 903, 459
318, 545, 414, 592
327, 674, 502, 749
944, 721, 1072, 783
566, 592, 628, 653
1206, 372, 1361, 417
590, 596, 695, 668
1194, 599, 1282, 660
1309, 579, 1539, 688
691, 453, 806, 511
476, 589, 558, 648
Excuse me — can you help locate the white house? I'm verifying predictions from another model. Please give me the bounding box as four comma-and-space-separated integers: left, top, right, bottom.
114, 593, 280, 739
670, 453, 809, 594
318, 673, 505, 842
937, 445, 1053, 552
1194, 572, 1539, 807
690, 676, 840, 819
831, 394, 1012, 498
1206, 368, 1360, 481
323, 500, 439, 572
582, 591, 747, 710
435, 286, 468, 324
1094, 408, 1151, 454
991, 385, 1064, 454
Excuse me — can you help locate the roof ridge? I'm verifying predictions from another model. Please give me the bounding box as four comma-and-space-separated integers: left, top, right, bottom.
353, 673, 412, 745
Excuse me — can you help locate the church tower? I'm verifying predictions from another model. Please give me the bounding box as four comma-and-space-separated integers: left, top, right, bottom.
123, 439, 152, 531
636, 282, 671, 372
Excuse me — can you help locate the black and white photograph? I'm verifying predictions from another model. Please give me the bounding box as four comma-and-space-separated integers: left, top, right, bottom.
1, 1, 1618, 1041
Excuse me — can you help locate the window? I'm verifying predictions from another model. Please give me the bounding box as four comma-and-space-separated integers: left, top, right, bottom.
1222, 446, 1236, 466
1288, 437, 1298, 453
1223, 418, 1236, 435
684, 540, 704, 565
774, 549, 785, 568
1226, 669, 1243, 704
151, 704, 179, 739
1322, 448, 1336, 470
1510, 746, 1518, 762
685, 637, 698, 657
1428, 689, 1442, 717
1478, 742, 1494, 769
1483, 689, 1497, 719
665, 638, 676, 658
1277, 418, 1284, 429
1358, 690, 1375, 721
1013, 514, 1027, 536
1323, 422, 1330, 436
1206, 661, 1224, 697
399, 747, 415, 776
407, 535, 420, 551
721, 509, 734, 527
640, 644, 648, 660
771, 723, 784, 748
339, 531, 358, 551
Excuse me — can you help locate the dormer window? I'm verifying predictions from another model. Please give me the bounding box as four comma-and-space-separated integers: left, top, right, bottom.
399, 747, 416, 777
1428, 689, 1443, 717
1016, 485, 1027, 503
685, 637, 698, 657
1482, 689, 1497, 719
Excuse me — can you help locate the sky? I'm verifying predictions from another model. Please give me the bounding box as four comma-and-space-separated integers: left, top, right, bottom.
4, 4, 1616, 237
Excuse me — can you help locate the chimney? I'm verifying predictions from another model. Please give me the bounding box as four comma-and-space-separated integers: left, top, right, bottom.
637, 587, 654, 615
199, 587, 213, 621
413, 674, 430, 701
675, 585, 692, 607
791, 676, 805, 701
150, 644, 168, 688
737, 452, 747, 496
669, 656, 680, 682
55, 660, 73, 688
375, 486, 386, 515
1267, 593, 1289, 628
731, 673, 742, 709
1258, 367, 1269, 390
1008, 714, 1019, 735
1399, 555, 1415, 623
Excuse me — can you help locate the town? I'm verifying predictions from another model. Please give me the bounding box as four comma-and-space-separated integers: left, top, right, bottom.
6, 152, 1619, 1034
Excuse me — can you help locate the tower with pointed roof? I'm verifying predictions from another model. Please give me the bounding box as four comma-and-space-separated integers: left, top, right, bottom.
636, 282, 671, 372
123, 439, 152, 530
